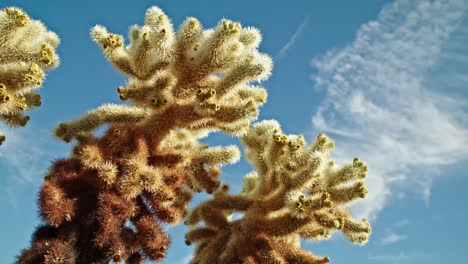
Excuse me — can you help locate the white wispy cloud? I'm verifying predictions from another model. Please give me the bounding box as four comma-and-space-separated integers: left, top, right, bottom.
368, 251, 432, 264
0, 125, 51, 184
380, 233, 408, 246
310, 0, 468, 221
392, 219, 409, 229
378, 219, 410, 245
0, 124, 66, 206
276, 16, 309, 59
180, 254, 193, 264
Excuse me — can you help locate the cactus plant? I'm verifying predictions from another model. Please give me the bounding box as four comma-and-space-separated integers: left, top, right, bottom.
0, 7, 60, 145
17, 6, 272, 263
185, 120, 371, 263
13, 6, 371, 264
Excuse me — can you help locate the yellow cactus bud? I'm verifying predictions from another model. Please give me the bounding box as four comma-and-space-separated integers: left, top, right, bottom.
19, 115, 30, 126
336, 217, 344, 230
150, 97, 167, 106
298, 194, 305, 202
104, 34, 123, 49
207, 103, 220, 111
117, 86, 128, 100
187, 17, 199, 28
280, 135, 288, 144
16, 96, 28, 110
29, 63, 41, 75
24, 74, 34, 82
0, 132, 5, 144
323, 200, 333, 208
273, 134, 282, 142
0, 86, 10, 103
196, 89, 216, 101
5, 7, 29, 26
356, 182, 368, 198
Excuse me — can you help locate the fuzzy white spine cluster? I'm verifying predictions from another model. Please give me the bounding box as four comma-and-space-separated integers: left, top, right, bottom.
0, 7, 60, 145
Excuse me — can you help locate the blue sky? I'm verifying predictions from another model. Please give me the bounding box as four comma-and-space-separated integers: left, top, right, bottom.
1, 0, 467, 263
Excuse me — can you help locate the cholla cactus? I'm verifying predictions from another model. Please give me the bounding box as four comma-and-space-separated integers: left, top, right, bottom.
18, 6, 271, 263
184, 120, 371, 264
0, 7, 60, 145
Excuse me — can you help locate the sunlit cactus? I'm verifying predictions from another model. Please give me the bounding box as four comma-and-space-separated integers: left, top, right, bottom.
0, 7, 60, 145
17, 6, 271, 263
184, 120, 371, 263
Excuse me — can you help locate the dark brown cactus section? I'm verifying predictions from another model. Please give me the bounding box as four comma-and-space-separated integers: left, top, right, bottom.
17, 129, 185, 263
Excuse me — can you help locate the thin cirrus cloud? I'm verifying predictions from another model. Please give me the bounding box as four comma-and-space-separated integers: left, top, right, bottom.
276, 16, 310, 59
310, 0, 468, 221
0, 124, 65, 207
368, 251, 432, 264
378, 219, 409, 246
379, 232, 408, 246
0, 125, 51, 184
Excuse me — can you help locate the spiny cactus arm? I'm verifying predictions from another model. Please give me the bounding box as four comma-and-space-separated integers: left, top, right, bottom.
16, 225, 78, 264
324, 157, 368, 187
0, 62, 44, 93
185, 121, 371, 263
23, 91, 42, 107
187, 118, 251, 136
117, 73, 174, 102
91, 25, 134, 77
259, 212, 312, 236
39, 180, 77, 227
190, 231, 231, 264
211, 99, 259, 123
54, 104, 150, 142
0, 112, 30, 127
91, 7, 175, 80
230, 85, 268, 104
213, 53, 272, 98
93, 192, 143, 262
275, 241, 330, 264
332, 207, 372, 244
156, 128, 242, 194
297, 223, 332, 241
192, 144, 240, 166
78, 144, 119, 184
326, 181, 368, 204
85, 7, 271, 152
0, 8, 59, 68
0, 7, 59, 145
184, 227, 218, 246
134, 215, 170, 262
188, 195, 254, 220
